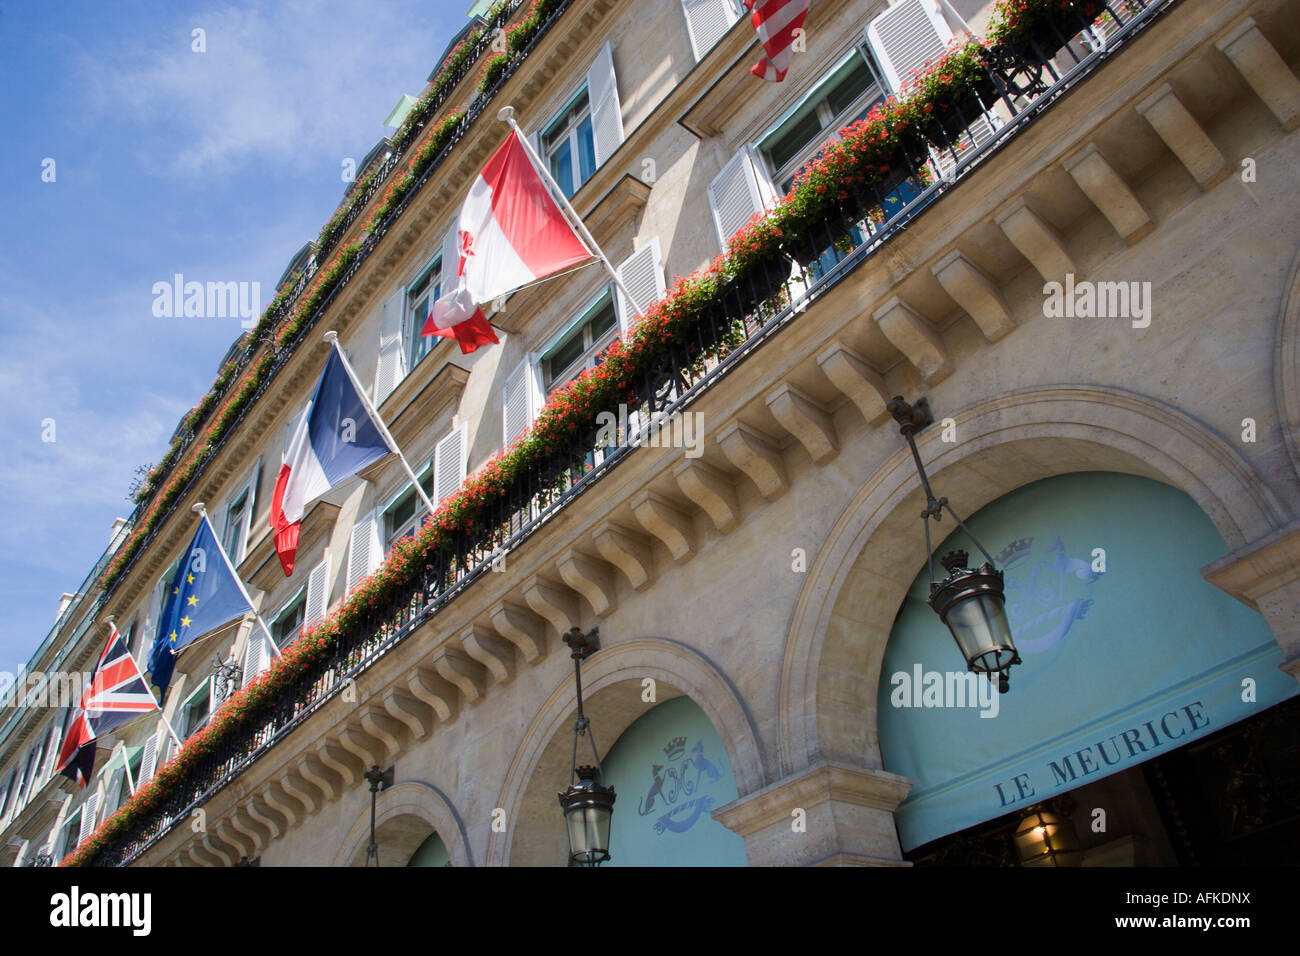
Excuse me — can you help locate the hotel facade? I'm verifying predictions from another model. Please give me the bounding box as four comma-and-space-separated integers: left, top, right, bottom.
3, 0, 1300, 867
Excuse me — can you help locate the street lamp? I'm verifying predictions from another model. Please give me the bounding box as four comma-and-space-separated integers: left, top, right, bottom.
363, 764, 394, 867
557, 626, 615, 866
887, 397, 1020, 693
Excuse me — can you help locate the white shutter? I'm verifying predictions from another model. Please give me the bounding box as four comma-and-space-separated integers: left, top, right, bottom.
283, 403, 307, 460
439, 225, 461, 301
242, 632, 269, 686
139, 733, 159, 784
708, 148, 776, 250
374, 289, 408, 405
78, 794, 99, 842
615, 239, 667, 329
305, 555, 330, 626
347, 511, 382, 592
682, 0, 741, 60
866, 0, 954, 94
586, 42, 624, 168
433, 425, 468, 505
502, 358, 540, 446
40, 721, 63, 783
102, 769, 124, 817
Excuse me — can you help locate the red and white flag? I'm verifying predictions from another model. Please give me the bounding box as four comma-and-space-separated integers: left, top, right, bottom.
424, 129, 593, 352
57, 625, 160, 788
744, 0, 810, 82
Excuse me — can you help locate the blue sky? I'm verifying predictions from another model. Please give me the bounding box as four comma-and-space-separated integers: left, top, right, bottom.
0, 0, 471, 680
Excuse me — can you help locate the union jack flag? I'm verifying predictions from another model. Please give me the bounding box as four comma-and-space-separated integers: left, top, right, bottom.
56, 625, 159, 788
744, 0, 811, 82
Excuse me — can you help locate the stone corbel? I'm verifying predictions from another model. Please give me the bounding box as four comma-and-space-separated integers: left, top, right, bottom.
593, 521, 655, 590
434, 647, 488, 705
557, 550, 617, 618
717, 420, 788, 500
489, 601, 547, 663
460, 623, 517, 686
872, 297, 953, 385
766, 383, 838, 465
632, 489, 696, 559
816, 344, 891, 424
994, 198, 1077, 282
523, 575, 581, 638
1215, 18, 1300, 131
1063, 143, 1154, 244
1135, 84, 1229, 189
930, 251, 1016, 342
673, 460, 740, 533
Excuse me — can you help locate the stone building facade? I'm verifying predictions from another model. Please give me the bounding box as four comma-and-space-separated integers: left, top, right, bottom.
3, 0, 1300, 867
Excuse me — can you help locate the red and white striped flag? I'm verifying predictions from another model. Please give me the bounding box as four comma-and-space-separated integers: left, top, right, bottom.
744, 0, 810, 82
56, 625, 160, 788
424, 129, 593, 351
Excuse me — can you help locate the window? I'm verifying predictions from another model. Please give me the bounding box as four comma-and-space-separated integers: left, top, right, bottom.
541, 290, 619, 396
180, 678, 213, 740
273, 593, 306, 648
759, 48, 886, 194
57, 809, 81, 859
384, 467, 435, 552
405, 259, 442, 370
531, 41, 623, 199
542, 90, 596, 200
122, 618, 140, 661
223, 487, 250, 563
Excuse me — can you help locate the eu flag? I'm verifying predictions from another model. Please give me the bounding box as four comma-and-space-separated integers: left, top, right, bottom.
148, 514, 253, 697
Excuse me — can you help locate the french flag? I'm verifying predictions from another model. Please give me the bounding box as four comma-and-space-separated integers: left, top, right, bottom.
424, 129, 593, 351
271, 342, 394, 575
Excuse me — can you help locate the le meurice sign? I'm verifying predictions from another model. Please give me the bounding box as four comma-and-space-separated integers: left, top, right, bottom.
990, 699, 1209, 810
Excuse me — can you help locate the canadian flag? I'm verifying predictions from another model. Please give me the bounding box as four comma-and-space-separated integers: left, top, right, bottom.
424, 129, 593, 351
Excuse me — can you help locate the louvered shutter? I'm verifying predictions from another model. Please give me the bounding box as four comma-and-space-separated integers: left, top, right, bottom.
708, 148, 776, 250
243, 631, 269, 686
502, 358, 539, 446
78, 794, 99, 842
139, 733, 159, 784
586, 42, 624, 168
439, 225, 460, 302
374, 289, 408, 405
102, 769, 124, 817
682, 0, 741, 60
433, 425, 468, 505
305, 555, 330, 626
40, 721, 62, 783
866, 0, 954, 94
615, 239, 667, 329
347, 511, 381, 592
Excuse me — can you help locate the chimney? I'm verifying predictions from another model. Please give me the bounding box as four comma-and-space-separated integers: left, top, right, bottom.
57, 592, 75, 620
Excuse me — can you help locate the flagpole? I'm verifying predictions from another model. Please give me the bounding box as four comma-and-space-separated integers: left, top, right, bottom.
322, 331, 439, 518
191, 504, 283, 659
497, 106, 645, 322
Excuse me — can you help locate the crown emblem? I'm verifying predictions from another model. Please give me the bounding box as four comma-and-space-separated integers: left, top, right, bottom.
996, 537, 1033, 564
663, 736, 687, 759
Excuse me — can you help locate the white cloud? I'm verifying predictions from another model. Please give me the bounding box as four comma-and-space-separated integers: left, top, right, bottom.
83, 0, 446, 177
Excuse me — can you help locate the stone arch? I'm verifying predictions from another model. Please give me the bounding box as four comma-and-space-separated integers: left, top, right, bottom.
778, 385, 1290, 778
487, 637, 766, 866
1275, 246, 1300, 479
332, 780, 472, 867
